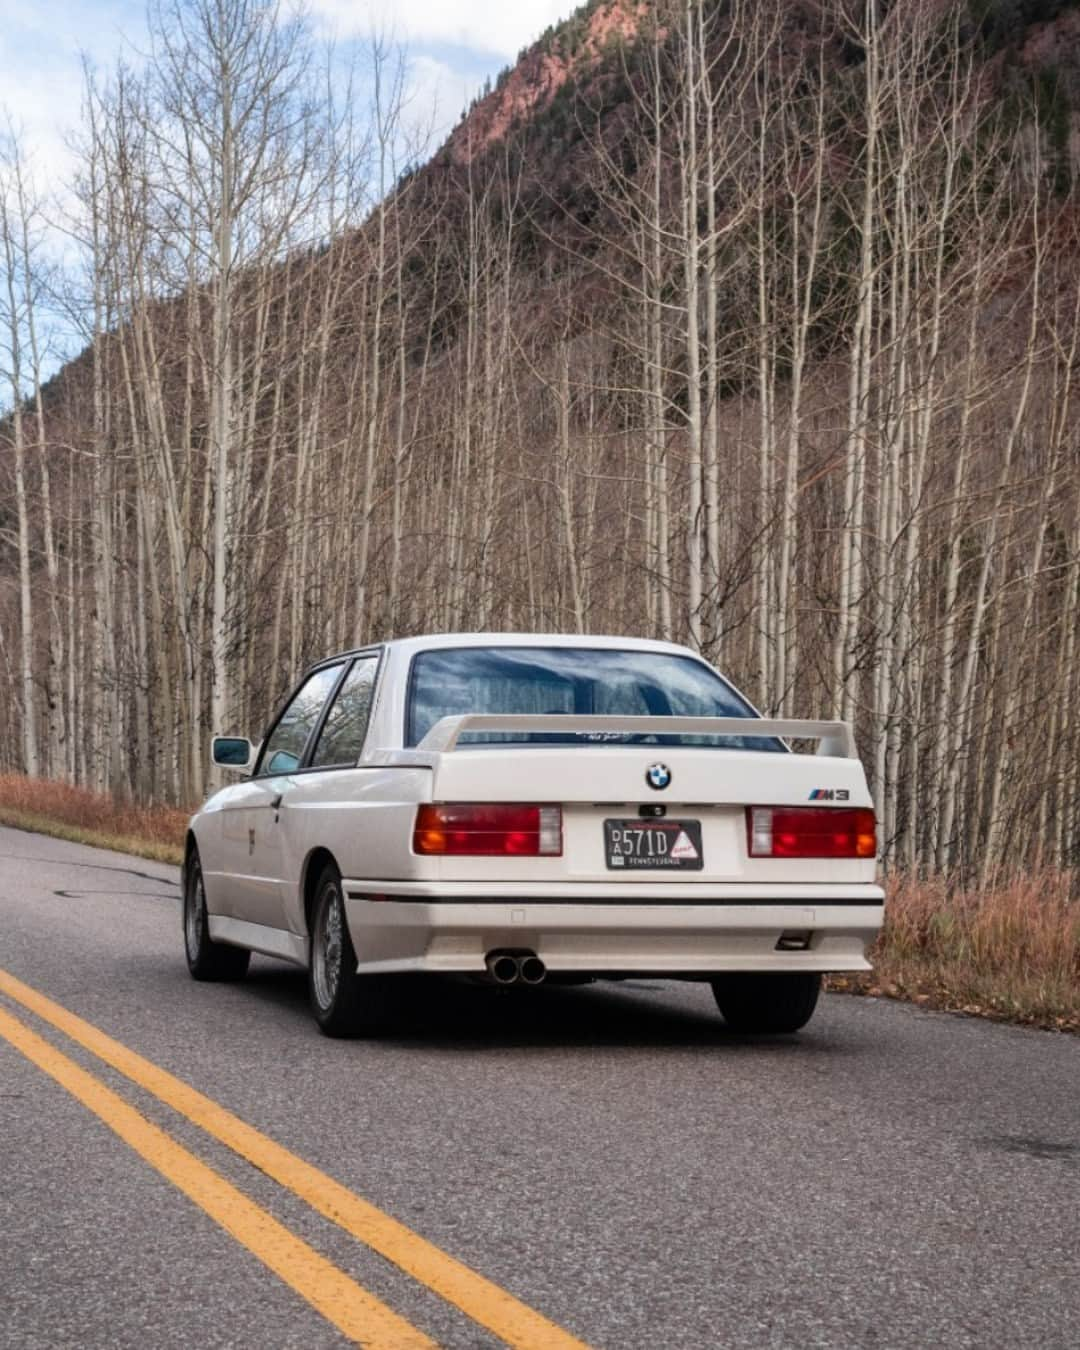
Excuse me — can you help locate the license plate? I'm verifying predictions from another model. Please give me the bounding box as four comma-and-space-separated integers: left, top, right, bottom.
604, 819, 704, 871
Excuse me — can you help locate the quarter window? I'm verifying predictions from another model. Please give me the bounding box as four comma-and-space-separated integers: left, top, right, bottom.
258, 665, 343, 775
309, 658, 378, 767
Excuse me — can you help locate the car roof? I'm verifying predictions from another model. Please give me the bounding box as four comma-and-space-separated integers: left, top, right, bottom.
310, 632, 704, 670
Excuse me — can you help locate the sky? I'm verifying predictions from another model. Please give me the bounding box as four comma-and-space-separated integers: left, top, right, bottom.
0, 0, 580, 186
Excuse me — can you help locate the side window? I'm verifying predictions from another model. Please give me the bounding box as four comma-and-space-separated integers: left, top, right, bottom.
258, 665, 343, 775
309, 658, 378, 768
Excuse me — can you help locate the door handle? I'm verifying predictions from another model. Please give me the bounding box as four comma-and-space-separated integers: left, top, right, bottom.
270, 794, 283, 811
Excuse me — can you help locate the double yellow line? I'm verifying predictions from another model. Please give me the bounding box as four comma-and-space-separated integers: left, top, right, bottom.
0, 968, 590, 1349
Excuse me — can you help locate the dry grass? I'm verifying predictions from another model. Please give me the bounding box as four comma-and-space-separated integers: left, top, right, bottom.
831, 869, 1080, 1032
0, 774, 189, 865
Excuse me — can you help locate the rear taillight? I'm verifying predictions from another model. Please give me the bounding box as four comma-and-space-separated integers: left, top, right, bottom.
747, 806, 876, 859
413, 804, 563, 856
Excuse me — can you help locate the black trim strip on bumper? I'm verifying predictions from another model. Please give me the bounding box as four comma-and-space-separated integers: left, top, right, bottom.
345, 891, 883, 906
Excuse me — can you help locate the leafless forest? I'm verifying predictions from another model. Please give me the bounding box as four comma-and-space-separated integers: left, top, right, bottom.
1, 0, 1077, 884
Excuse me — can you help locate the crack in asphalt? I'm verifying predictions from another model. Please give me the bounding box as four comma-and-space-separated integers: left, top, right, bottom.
53, 889, 179, 902
5, 854, 180, 888
985, 1134, 1080, 1164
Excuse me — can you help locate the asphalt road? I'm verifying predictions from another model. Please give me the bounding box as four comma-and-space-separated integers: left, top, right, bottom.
1, 824, 1078, 1349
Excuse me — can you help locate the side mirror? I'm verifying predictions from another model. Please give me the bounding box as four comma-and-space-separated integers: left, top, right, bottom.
211, 736, 255, 772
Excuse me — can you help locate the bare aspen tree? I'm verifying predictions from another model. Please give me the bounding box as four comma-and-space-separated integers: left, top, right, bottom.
74, 67, 121, 795
0, 126, 63, 776
9, 141, 65, 778
147, 0, 322, 737
833, 0, 880, 724
354, 38, 406, 638
0, 133, 38, 776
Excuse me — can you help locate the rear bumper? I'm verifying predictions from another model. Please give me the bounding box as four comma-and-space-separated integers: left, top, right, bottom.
342, 881, 884, 975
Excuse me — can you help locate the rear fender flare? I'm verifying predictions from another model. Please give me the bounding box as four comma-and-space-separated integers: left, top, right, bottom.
300, 847, 340, 940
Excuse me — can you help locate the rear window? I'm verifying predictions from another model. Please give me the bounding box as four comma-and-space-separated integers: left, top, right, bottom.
405, 647, 783, 752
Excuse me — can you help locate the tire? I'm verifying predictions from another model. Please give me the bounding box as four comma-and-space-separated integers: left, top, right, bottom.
308, 863, 396, 1037
183, 847, 251, 981
710, 972, 821, 1034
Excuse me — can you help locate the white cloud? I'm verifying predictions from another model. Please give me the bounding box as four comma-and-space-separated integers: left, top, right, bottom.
310, 0, 575, 59
0, 0, 140, 198
0, 71, 76, 188
399, 53, 484, 152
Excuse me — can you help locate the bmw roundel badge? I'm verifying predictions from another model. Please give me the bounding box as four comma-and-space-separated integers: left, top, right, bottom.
646, 763, 671, 791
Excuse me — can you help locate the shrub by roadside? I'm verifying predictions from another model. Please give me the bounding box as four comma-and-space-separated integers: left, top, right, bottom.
830, 869, 1080, 1032
0, 774, 188, 865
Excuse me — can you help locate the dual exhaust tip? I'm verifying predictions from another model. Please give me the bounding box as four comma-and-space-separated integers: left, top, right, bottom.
486, 950, 547, 985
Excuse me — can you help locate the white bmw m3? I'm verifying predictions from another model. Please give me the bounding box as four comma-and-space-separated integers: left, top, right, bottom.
183, 634, 883, 1036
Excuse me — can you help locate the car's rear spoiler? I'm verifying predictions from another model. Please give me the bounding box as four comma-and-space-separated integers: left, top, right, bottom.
417, 714, 857, 758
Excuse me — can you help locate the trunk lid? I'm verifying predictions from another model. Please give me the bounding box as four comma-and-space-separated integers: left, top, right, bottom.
383, 715, 875, 886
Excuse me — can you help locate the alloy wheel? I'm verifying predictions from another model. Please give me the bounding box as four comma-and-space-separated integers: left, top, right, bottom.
312, 882, 343, 1010
185, 862, 205, 959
